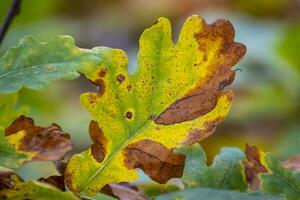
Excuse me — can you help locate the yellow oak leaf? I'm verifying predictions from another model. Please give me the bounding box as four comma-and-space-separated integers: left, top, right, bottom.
65, 15, 246, 196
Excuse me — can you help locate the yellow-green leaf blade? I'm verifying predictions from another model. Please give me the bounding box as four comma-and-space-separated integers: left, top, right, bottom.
65, 15, 246, 196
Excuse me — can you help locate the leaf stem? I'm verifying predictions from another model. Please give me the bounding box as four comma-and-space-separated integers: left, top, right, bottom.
0, 0, 22, 46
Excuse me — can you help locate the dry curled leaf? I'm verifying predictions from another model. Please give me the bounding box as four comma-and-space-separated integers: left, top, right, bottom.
101, 183, 147, 200
65, 15, 246, 195
38, 176, 66, 191
0, 167, 23, 191
3, 115, 73, 165
243, 144, 268, 191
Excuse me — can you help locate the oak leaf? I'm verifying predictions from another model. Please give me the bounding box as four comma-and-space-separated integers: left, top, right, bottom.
244, 145, 300, 200
0, 167, 78, 200
0, 115, 73, 169
0, 35, 101, 95
243, 144, 268, 191
65, 15, 246, 196
0, 93, 27, 128
178, 144, 248, 191
156, 187, 284, 200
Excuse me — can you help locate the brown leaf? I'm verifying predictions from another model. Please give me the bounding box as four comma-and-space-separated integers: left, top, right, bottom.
101, 183, 147, 200
0, 168, 23, 190
5, 115, 73, 161
282, 155, 300, 171
38, 176, 66, 191
243, 144, 268, 191
124, 139, 185, 184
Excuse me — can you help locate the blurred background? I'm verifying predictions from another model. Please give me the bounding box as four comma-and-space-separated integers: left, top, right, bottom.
1, 0, 300, 192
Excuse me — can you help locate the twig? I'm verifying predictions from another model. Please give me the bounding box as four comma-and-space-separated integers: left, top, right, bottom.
0, 0, 22, 46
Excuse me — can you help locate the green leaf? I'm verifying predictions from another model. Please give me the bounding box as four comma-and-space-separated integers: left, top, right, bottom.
0, 167, 79, 200
178, 144, 248, 191
0, 93, 28, 127
261, 153, 300, 200
0, 35, 101, 95
156, 188, 284, 200
65, 15, 246, 196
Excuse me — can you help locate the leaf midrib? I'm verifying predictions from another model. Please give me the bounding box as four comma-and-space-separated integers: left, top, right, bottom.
79, 120, 152, 191
0, 58, 91, 80
267, 169, 300, 195
79, 29, 166, 192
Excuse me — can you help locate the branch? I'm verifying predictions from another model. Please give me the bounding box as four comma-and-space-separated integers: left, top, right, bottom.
0, 0, 22, 46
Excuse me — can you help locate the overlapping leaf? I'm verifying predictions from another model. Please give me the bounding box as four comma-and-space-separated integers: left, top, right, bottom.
243, 145, 300, 200
261, 154, 300, 200
0, 35, 101, 95
65, 15, 246, 196
156, 187, 284, 200
0, 167, 78, 200
178, 144, 248, 191
0, 115, 72, 169
0, 93, 27, 127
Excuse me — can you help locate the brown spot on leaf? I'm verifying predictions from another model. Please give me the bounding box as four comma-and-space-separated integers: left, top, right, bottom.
117, 74, 125, 84
89, 120, 108, 163
282, 155, 300, 172
101, 183, 147, 200
243, 144, 268, 191
5, 115, 73, 161
155, 18, 245, 125
127, 85, 132, 92
126, 112, 133, 120
88, 78, 106, 96
94, 79, 105, 96
183, 117, 222, 145
98, 69, 107, 78
124, 140, 185, 184
38, 176, 65, 191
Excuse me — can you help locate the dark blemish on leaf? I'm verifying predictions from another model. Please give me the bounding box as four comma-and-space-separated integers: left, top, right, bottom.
126, 111, 133, 119
88, 78, 106, 96
98, 69, 107, 77
116, 74, 125, 84
127, 85, 132, 92
94, 79, 105, 96
89, 120, 108, 163
38, 176, 66, 191
0, 171, 19, 190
